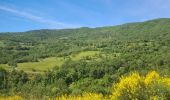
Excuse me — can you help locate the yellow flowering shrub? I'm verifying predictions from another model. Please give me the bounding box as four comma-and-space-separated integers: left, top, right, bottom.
55, 93, 103, 100
111, 71, 170, 100
144, 71, 160, 86
162, 77, 170, 86
0, 95, 22, 100
111, 72, 142, 100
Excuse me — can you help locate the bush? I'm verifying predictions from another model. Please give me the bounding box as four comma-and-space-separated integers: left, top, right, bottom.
111, 71, 170, 100
56, 93, 103, 100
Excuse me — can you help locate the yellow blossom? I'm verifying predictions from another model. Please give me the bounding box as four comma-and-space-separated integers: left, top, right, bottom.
150, 96, 158, 100
144, 71, 160, 86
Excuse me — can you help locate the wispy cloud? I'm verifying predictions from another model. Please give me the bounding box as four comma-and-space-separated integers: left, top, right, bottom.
0, 5, 80, 29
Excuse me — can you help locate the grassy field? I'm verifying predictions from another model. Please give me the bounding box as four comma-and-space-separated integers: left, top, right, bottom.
0, 51, 103, 73
0, 57, 65, 73
0, 50, 122, 74
71, 51, 100, 61
0, 51, 121, 73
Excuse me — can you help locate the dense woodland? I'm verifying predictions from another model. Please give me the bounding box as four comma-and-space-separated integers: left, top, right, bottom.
0, 18, 170, 99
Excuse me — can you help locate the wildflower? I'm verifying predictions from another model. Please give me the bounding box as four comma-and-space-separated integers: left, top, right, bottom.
144, 71, 160, 86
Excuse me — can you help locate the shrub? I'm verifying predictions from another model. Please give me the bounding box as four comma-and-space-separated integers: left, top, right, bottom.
111, 71, 170, 100
56, 93, 103, 100
0, 95, 22, 100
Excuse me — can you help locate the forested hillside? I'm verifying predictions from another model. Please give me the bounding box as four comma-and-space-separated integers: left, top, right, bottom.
0, 18, 170, 99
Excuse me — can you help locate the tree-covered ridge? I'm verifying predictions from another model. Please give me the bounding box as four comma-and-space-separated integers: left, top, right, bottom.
0, 18, 170, 98
1, 18, 170, 64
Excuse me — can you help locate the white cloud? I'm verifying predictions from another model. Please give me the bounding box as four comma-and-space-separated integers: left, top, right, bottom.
0, 6, 81, 29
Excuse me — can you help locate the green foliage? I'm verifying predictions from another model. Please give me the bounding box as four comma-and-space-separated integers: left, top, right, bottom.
0, 18, 170, 98
8, 60, 18, 69
0, 68, 7, 90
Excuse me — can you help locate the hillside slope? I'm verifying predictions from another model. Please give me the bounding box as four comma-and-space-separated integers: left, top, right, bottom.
0, 18, 170, 97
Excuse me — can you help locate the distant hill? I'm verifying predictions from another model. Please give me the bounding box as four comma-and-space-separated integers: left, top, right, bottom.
1, 18, 170, 41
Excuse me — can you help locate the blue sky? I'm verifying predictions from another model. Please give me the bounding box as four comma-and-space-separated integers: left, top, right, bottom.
0, 0, 170, 32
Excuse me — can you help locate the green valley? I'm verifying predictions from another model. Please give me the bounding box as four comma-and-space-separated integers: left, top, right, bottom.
0, 18, 170, 99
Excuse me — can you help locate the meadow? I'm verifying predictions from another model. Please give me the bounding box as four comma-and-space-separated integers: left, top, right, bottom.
71, 51, 100, 61
0, 51, 100, 73
0, 57, 64, 73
